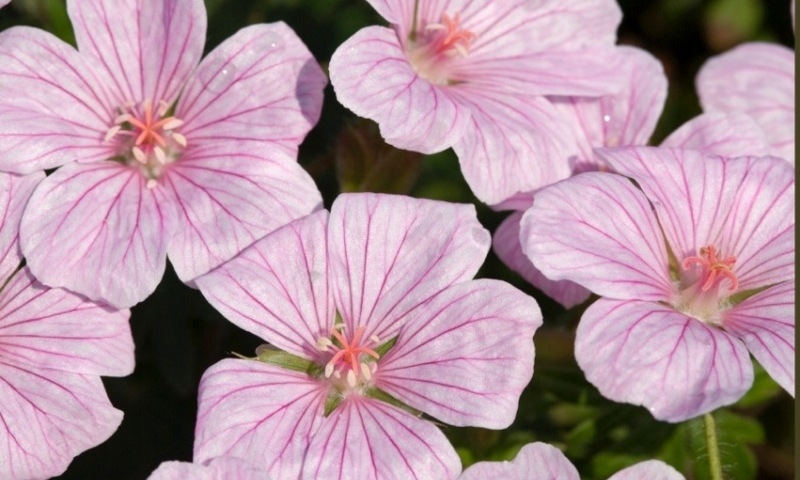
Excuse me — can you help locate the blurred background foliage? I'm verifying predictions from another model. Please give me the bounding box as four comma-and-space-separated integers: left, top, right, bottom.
0, 0, 794, 478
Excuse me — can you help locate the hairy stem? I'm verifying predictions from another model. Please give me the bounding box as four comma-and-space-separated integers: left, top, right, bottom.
704, 412, 723, 480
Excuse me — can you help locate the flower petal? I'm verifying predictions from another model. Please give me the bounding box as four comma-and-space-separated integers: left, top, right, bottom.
20, 161, 173, 308
67, 0, 206, 104
660, 112, 769, 157
194, 359, 327, 479
576, 298, 753, 422
521, 172, 673, 301
0, 364, 122, 479
303, 397, 461, 480
0, 267, 133, 376
723, 281, 795, 396
378, 279, 540, 429
460, 442, 579, 480
165, 142, 322, 284
451, 89, 573, 206
178, 22, 326, 152
598, 147, 795, 290
147, 457, 271, 480
0, 27, 113, 173
329, 26, 470, 154
0, 171, 42, 283
494, 211, 590, 308
328, 193, 490, 341
608, 460, 685, 480
697, 43, 795, 162
195, 211, 332, 360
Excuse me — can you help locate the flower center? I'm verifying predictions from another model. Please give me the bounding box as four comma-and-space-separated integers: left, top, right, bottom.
105, 99, 187, 188
316, 324, 381, 389
675, 244, 739, 324
406, 12, 477, 85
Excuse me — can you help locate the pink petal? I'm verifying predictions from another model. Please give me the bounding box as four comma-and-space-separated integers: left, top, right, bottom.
576, 298, 753, 422
194, 359, 327, 479
697, 43, 795, 162
147, 457, 271, 480
460, 442, 579, 480
723, 281, 795, 396
451, 88, 573, 206
661, 112, 769, 157
0, 171, 42, 282
598, 148, 795, 290
0, 267, 133, 376
165, 142, 322, 283
378, 279, 540, 429
327, 193, 490, 341
329, 26, 470, 154
304, 397, 461, 480
0, 364, 122, 479
551, 45, 667, 162
195, 211, 332, 360
20, 161, 173, 308
178, 22, 326, 152
0, 1, 8, 8
0, 28, 113, 173
521, 172, 673, 301
493, 211, 590, 308
67, 0, 206, 105
608, 460, 685, 480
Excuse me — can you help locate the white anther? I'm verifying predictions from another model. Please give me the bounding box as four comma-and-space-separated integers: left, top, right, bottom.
154, 146, 167, 165
158, 100, 170, 116
361, 363, 372, 381
347, 370, 357, 388
325, 362, 335, 378
114, 113, 132, 125
162, 118, 184, 130
146, 179, 158, 190
132, 147, 147, 164
172, 132, 187, 147
425, 22, 446, 31
370, 335, 380, 344
454, 43, 468, 57
104, 126, 121, 142
316, 337, 333, 351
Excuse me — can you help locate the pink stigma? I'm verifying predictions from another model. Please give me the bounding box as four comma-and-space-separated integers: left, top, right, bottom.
682, 245, 739, 292
318, 325, 380, 387
425, 12, 476, 57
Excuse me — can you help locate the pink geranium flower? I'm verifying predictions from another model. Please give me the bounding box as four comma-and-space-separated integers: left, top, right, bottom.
193, 193, 541, 479
460, 442, 684, 480
0, 0, 326, 308
494, 46, 769, 309
697, 41, 795, 163
521, 147, 794, 421
329, 0, 625, 205
0, 171, 135, 479
148, 457, 270, 480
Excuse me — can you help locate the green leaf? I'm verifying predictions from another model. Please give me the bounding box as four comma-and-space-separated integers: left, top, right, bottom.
735, 360, 782, 407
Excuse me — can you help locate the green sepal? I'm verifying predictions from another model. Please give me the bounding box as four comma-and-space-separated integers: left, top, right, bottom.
726, 283, 774, 308
373, 335, 399, 357
255, 344, 323, 377
324, 393, 343, 417
365, 387, 423, 418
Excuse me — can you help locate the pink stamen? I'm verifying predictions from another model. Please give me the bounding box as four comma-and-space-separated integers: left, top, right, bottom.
682, 245, 738, 292
426, 12, 476, 56
323, 325, 380, 381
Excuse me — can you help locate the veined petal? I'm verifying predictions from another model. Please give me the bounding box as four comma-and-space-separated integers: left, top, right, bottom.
576, 298, 753, 422
0, 267, 133, 376
598, 148, 795, 290
148, 457, 271, 480
0, 171, 42, 283
328, 193, 489, 341
195, 211, 332, 360
697, 43, 795, 162
551, 45, 667, 162
303, 398, 461, 480
723, 281, 795, 396
378, 279, 540, 429
0, 27, 113, 173
329, 26, 470, 154
608, 460, 685, 480
20, 161, 173, 308
460, 442, 579, 480
178, 22, 326, 152
661, 112, 769, 157
521, 172, 673, 301
165, 142, 322, 283
493, 211, 590, 308
68, 0, 206, 104
0, 365, 122, 480
451, 89, 573, 206
194, 359, 327, 479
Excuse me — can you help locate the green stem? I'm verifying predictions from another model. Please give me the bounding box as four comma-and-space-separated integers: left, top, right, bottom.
703, 412, 723, 480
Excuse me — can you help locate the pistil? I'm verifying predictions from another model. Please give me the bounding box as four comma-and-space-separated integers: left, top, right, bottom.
317, 324, 381, 388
